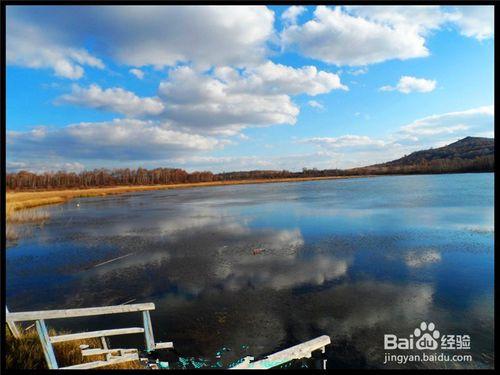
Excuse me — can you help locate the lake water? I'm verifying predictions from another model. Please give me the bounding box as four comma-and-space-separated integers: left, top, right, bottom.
6, 173, 494, 369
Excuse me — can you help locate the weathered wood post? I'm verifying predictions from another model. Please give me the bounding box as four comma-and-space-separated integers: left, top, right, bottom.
101, 337, 109, 350
142, 310, 155, 352
35, 319, 59, 369
6, 306, 21, 338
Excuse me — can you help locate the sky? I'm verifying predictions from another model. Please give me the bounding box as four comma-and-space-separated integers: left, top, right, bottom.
6, 5, 494, 173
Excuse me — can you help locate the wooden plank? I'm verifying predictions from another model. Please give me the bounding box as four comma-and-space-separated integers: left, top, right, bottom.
154, 342, 174, 350
230, 356, 254, 369
7, 303, 155, 322
60, 353, 139, 369
100, 336, 108, 350
81, 348, 137, 357
230, 335, 330, 370
142, 311, 155, 352
6, 306, 21, 339
50, 327, 144, 343
36, 320, 59, 369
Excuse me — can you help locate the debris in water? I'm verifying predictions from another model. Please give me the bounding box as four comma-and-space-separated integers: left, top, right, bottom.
252, 248, 265, 255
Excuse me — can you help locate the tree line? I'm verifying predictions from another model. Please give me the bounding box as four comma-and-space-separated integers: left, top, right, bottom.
5, 155, 494, 191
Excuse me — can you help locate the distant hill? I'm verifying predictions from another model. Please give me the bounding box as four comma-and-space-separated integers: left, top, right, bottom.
381, 137, 494, 167
352, 137, 494, 175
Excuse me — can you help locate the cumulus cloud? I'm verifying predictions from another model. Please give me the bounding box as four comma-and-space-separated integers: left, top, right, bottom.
281, 6, 493, 66
7, 119, 225, 162
346, 5, 451, 35
281, 6, 306, 25
451, 6, 494, 40
238, 61, 348, 95
6, 18, 104, 79
7, 5, 493, 80
54, 61, 345, 136
129, 68, 145, 79
7, 6, 275, 73
158, 66, 298, 135
158, 62, 346, 134
380, 76, 437, 93
281, 6, 429, 66
10, 57, 347, 169
56, 84, 164, 117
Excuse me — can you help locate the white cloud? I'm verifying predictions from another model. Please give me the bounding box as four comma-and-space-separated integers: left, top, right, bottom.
380, 76, 437, 93
281, 6, 429, 66
7, 119, 225, 162
281, 6, 306, 25
50, 61, 345, 136
308, 100, 324, 110
400, 105, 494, 136
302, 135, 386, 149
398, 105, 494, 141
158, 66, 298, 135
243, 61, 348, 95
6, 160, 86, 173
348, 67, 368, 76
158, 62, 346, 135
56, 84, 164, 117
7, 6, 275, 72
281, 6, 493, 67
6, 18, 104, 79
346, 5, 450, 35
129, 68, 145, 79
7, 5, 493, 80
451, 6, 494, 41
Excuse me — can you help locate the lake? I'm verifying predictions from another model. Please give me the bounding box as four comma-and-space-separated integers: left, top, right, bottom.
6, 173, 494, 369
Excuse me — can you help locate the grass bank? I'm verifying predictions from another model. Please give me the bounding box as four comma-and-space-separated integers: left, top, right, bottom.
5, 327, 142, 369
6, 175, 370, 218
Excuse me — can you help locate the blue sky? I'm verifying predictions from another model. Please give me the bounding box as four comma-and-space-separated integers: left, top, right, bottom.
6, 5, 494, 173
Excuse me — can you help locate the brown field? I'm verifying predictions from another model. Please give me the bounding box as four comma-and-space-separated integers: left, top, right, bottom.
6, 176, 370, 220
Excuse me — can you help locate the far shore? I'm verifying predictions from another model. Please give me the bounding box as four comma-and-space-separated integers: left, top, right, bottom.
6, 175, 374, 218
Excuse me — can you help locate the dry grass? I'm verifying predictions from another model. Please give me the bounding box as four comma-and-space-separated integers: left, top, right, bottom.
6, 225, 19, 241
8, 207, 51, 224
5, 326, 143, 370
6, 207, 51, 243
6, 176, 366, 217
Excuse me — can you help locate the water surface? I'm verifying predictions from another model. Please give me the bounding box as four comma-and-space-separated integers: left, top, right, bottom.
7, 173, 494, 368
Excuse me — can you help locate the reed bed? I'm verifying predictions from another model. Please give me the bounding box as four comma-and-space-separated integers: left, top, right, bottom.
7, 207, 51, 224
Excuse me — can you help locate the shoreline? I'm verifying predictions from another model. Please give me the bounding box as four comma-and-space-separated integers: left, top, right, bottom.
6, 175, 373, 217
